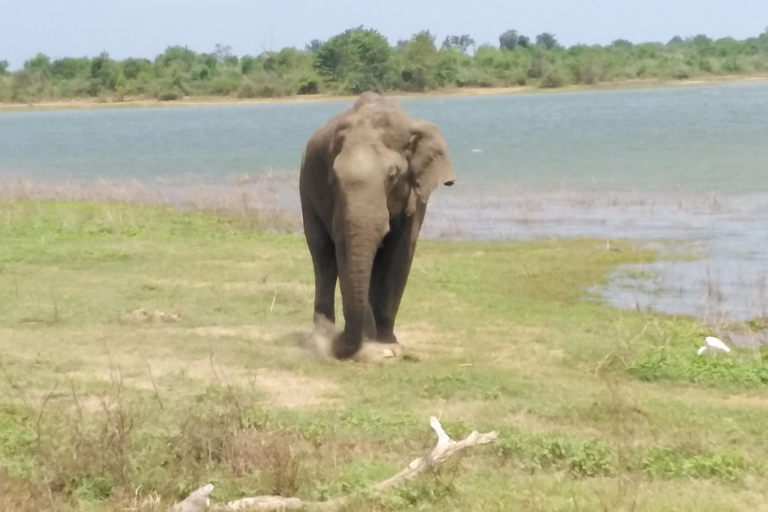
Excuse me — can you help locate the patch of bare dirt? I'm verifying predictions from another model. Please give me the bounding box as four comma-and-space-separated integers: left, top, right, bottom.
68, 354, 338, 409
122, 308, 182, 324
393, 323, 465, 357
673, 387, 768, 411
193, 325, 269, 340
154, 360, 338, 408
254, 369, 339, 408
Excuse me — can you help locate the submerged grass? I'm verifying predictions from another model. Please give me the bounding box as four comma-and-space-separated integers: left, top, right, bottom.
1, 200, 768, 511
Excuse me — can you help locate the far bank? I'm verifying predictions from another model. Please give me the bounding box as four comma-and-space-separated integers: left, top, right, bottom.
1, 74, 766, 113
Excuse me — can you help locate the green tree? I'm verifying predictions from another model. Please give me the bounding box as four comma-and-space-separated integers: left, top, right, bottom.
401, 31, 439, 91
518, 35, 531, 48
11, 69, 45, 101
536, 33, 558, 49
611, 39, 633, 48
156, 46, 197, 71
122, 58, 152, 80
692, 34, 713, 46
314, 26, 392, 93
190, 62, 213, 81
527, 51, 550, 78
90, 52, 121, 93
499, 30, 519, 50
434, 47, 464, 85
189, 53, 217, 81
155, 59, 189, 100
442, 35, 475, 54
23, 53, 52, 76
0, 60, 9, 74
51, 57, 90, 80
208, 44, 238, 68
263, 48, 296, 73
305, 40, 322, 53
214, 44, 234, 62
240, 55, 259, 74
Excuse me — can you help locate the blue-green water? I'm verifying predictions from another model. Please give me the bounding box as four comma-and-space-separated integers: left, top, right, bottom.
2, 81, 768, 329
2, 80, 768, 193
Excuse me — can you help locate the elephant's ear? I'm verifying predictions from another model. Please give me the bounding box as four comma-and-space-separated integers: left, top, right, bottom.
408, 120, 456, 204
326, 122, 350, 185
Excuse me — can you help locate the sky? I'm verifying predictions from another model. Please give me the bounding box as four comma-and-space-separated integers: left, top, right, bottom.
1, 0, 767, 69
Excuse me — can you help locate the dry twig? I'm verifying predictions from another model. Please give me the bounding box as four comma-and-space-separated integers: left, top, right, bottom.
172, 417, 498, 512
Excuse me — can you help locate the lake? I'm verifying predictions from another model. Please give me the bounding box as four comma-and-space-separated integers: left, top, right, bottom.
2, 80, 768, 331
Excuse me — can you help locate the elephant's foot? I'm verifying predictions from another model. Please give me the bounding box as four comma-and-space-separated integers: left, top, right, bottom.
304, 316, 404, 362
352, 340, 404, 363
375, 330, 399, 345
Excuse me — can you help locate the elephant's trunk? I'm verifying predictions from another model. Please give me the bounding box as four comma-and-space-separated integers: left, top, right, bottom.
333, 189, 389, 359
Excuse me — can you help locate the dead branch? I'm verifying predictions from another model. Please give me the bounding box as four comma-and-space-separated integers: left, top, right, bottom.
172, 417, 498, 512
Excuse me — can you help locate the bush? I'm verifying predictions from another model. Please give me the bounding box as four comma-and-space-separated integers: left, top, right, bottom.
0, 76, 12, 102
572, 56, 603, 84
512, 72, 527, 86
297, 74, 320, 95
454, 66, 496, 88
642, 447, 745, 482
237, 75, 296, 98
569, 439, 614, 477
236, 79, 260, 99
539, 68, 567, 88
208, 70, 243, 95
154, 80, 185, 101
629, 345, 768, 387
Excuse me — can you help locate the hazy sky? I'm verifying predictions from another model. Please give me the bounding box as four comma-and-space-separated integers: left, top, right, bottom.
2, 0, 767, 69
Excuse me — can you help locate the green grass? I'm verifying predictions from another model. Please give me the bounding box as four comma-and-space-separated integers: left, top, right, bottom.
2, 200, 768, 511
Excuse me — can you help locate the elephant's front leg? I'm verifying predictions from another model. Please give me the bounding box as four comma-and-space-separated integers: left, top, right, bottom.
369, 199, 427, 344
332, 234, 379, 359
303, 209, 338, 324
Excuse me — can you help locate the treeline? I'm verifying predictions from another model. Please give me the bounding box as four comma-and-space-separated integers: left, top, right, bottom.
2, 27, 768, 103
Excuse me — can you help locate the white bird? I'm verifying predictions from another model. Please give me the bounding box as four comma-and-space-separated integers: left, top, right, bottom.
697, 336, 731, 355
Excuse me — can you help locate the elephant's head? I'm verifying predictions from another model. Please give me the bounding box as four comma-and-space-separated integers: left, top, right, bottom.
329, 96, 456, 221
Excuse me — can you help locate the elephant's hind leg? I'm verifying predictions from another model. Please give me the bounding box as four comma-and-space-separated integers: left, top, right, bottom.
370, 203, 427, 344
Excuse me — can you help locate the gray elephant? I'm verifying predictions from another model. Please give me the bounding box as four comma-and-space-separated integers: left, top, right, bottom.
299, 92, 456, 361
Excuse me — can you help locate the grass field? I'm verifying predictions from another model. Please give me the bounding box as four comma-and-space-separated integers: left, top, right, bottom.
2, 201, 768, 511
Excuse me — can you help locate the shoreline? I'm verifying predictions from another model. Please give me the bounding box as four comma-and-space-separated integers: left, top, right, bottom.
1, 74, 766, 113
3, 177, 768, 327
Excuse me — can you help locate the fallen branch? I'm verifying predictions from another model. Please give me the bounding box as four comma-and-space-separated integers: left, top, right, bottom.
172, 417, 498, 512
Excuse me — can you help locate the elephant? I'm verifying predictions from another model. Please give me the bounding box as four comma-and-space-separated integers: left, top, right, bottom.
299, 91, 457, 361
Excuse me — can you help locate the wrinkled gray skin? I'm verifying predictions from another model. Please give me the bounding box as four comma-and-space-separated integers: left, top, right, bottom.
299, 92, 457, 361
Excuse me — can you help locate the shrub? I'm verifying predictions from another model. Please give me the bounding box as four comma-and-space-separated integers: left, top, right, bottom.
154, 82, 185, 101
539, 68, 567, 88
642, 447, 745, 482
237, 74, 296, 98
208, 70, 243, 96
